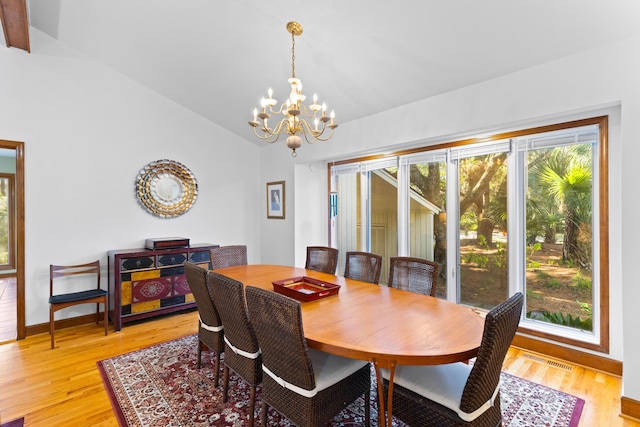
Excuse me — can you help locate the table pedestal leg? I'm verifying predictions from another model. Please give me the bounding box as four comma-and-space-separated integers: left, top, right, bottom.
373, 358, 397, 427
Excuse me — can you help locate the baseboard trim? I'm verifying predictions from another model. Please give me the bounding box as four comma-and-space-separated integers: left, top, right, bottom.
621, 397, 640, 421
512, 333, 622, 376
25, 312, 106, 336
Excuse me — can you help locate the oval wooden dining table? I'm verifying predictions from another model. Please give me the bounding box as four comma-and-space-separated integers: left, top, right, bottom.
213, 264, 484, 427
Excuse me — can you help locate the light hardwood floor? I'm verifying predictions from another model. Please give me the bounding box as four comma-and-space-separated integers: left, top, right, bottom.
0, 310, 637, 426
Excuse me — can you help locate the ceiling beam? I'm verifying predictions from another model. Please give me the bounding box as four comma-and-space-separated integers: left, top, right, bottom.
0, 0, 29, 53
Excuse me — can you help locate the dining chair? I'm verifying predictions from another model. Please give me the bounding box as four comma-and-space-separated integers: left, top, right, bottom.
387, 256, 439, 297
49, 260, 108, 349
210, 245, 248, 270
381, 292, 524, 426
184, 261, 224, 387
207, 272, 262, 427
344, 251, 383, 284
245, 286, 371, 427
305, 246, 339, 274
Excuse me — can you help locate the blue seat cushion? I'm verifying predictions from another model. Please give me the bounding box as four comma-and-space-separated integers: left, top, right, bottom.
49, 289, 108, 305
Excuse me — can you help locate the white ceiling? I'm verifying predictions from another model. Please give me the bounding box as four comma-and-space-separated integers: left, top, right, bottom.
26, 0, 640, 145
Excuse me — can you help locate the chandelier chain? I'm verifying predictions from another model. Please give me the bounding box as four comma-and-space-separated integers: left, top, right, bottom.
291, 31, 296, 79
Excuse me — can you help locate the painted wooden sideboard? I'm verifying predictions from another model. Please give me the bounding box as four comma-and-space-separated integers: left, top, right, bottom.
107, 244, 218, 331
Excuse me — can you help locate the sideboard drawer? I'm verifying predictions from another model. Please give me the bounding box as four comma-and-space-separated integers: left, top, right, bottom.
189, 250, 211, 264
158, 253, 187, 267
121, 256, 155, 271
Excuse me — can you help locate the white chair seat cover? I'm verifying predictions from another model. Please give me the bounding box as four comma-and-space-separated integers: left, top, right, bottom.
264, 349, 369, 398
381, 362, 499, 422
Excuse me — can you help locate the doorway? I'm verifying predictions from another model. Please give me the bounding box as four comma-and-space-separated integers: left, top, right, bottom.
0, 140, 24, 342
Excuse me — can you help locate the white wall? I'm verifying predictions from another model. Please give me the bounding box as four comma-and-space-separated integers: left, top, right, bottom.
0, 28, 262, 326
258, 142, 330, 268
260, 36, 640, 400
259, 144, 296, 265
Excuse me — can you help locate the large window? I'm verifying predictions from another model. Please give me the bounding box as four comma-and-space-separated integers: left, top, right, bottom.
329, 116, 608, 351
452, 141, 510, 310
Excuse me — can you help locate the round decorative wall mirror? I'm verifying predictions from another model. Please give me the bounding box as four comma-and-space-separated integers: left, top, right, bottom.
136, 159, 198, 218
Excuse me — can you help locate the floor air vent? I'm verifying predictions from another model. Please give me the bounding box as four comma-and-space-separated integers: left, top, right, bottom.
522, 353, 574, 371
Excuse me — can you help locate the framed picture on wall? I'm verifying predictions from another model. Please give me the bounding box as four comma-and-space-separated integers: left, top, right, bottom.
266, 181, 285, 219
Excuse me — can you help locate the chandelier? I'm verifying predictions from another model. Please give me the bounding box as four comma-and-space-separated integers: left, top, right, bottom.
248, 21, 338, 157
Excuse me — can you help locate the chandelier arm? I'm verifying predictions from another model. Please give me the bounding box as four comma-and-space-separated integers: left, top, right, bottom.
313, 130, 335, 142
298, 104, 321, 119
298, 121, 318, 145
252, 126, 280, 143
307, 122, 335, 142
303, 119, 328, 139
268, 103, 286, 116
253, 119, 288, 143
269, 119, 288, 139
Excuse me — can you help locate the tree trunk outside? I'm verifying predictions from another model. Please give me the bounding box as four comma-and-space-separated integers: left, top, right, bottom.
562, 209, 579, 262
478, 217, 495, 245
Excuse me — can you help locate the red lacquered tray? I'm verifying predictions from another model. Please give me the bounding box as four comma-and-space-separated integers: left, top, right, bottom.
272, 276, 341, 302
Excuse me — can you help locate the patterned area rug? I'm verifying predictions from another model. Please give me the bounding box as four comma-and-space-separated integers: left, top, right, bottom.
98, 334, 584, 427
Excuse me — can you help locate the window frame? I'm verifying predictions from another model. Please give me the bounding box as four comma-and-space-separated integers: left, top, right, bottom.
329, 115, 609, 353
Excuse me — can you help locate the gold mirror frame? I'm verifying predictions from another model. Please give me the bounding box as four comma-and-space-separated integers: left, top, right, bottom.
136, 159, 198, 218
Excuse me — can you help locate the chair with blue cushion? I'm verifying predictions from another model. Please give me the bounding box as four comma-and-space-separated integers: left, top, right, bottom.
49, 260, 108, 349
382, 292, 523, 426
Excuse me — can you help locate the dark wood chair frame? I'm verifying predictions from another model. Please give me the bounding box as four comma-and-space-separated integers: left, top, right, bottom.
49, 260, 108, 349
